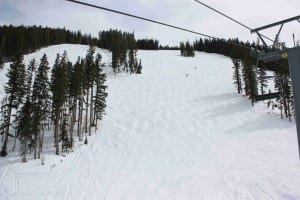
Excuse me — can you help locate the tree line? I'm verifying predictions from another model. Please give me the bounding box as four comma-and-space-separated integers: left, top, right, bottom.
0, 46, 107, 162
0, 25, 155, 68
0, 25, 97, 66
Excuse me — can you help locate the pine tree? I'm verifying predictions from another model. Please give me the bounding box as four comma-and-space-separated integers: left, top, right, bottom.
71, 58, 85, 141
111, 33, 121, 74
128, 48, 136, 74
242, 56, 258, 105
1, 54, 26, 157
68, 57, 81, 147
17, 58, 36, 161
275, 67, 293, 120
51, 53, 69, 155
93, 54, 107, 131
0, 97, 9, 143
84, 46, 96, 137
258, 63, 268, 95
17, 99, 32, 162
0, 34, 6, 68
282, 74, 292, 121
31, 54, 50, 159
232, 59, 242, 94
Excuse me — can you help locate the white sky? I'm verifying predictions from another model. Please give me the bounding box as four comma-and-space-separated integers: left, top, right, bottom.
0, 0, 299, 46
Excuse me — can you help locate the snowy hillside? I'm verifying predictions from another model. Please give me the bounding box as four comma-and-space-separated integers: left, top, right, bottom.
1, 44, 300, 200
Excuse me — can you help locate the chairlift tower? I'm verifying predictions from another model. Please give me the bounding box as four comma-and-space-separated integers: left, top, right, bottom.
251, 15, 300, 158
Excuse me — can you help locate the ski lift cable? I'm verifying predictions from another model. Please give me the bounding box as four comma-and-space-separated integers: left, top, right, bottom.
193, 0, 293, 70
65, 0, 250, 50
193, 0, 274, 43
66, 0, 287, 69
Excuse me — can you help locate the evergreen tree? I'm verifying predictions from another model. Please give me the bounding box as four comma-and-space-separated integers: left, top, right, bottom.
17, 99, 32, 162
0, 97, 9, 143
111, 33, 121, 74
93, 54, 107, 131
51, 53, 69, 155
232, 59, 242, 94
257, 63, 268, 95
84, 46, 96, 136
17, 58, 36, 161
242, 56, 258, 105
275, 66, 293, 120
0, 34, 6, 68
180, 41, 195, 57
31, 54, 50, 159
71, 58, 85, 141
1, 55, 26, 156
128, 48, 136, 74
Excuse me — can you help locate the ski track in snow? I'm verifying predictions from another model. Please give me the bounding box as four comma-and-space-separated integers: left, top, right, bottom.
0, 44, 300, 200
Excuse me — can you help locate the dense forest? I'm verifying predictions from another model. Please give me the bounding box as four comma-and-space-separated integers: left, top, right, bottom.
0, 25, 97, 65
0, 25, 152, 68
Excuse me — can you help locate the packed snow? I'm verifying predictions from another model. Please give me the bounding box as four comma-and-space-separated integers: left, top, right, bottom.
0, 44, 300, 200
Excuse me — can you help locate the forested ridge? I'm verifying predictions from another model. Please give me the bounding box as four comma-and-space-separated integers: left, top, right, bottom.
0, 25, 158, 67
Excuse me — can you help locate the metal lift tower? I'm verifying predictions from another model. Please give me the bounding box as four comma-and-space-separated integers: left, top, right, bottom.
251, 15, 300, 158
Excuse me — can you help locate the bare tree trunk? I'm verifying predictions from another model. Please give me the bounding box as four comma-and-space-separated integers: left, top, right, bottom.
1, 105, 12, 156
12, 122, 17, 152
54, 110, 60, 155
37, 131, 41, 159
89, 86, 94, 136
85, 89, 89, 134
34, 134, 37, 159
41, 126, 44, 152
78, 94, 84, 141
95, 118, 98, 133
21, 138, 27, 162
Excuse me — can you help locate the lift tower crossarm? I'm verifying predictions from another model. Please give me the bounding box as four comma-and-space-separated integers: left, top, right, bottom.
251, 15, 300, 33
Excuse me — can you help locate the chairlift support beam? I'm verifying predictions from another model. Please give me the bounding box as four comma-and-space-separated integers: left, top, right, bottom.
251, 15, 300, 49
254, 92, 280, 101
257, 49, 288, 62
252, 16, 300, 159
273, 24, 284, 47
251, 15, 300, 33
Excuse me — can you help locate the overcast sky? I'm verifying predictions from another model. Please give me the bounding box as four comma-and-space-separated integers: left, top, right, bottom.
0, 0, 299, 46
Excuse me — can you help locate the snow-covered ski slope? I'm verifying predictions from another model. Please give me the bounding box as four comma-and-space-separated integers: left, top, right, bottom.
1, 44, 300, 200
